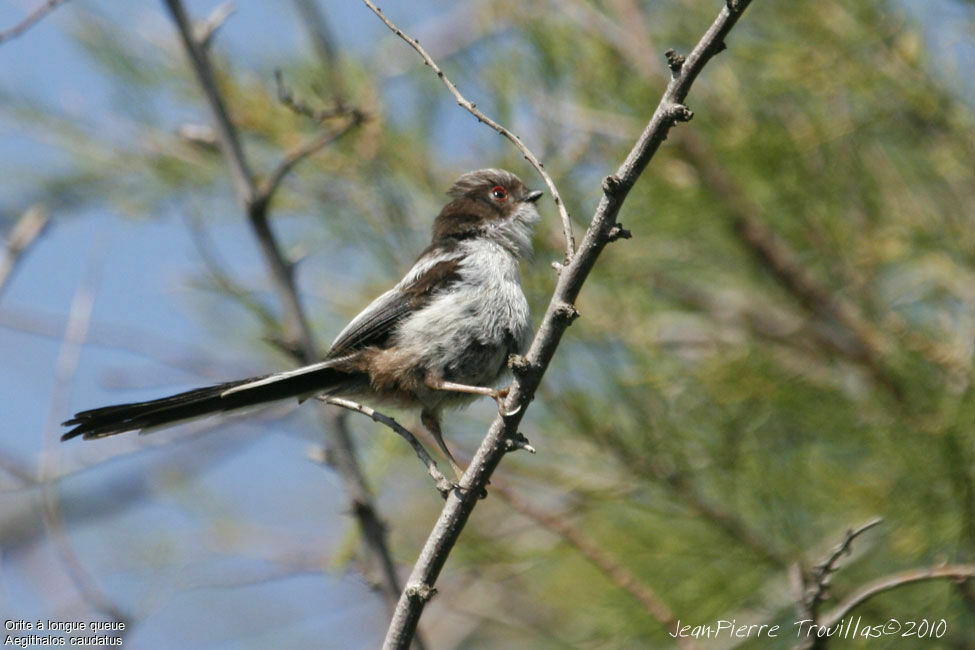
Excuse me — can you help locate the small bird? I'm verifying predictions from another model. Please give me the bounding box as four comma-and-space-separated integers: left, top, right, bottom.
62, 168, 542, 473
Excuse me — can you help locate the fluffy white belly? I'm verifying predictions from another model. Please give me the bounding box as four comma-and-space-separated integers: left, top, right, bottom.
394, 241, 531, 388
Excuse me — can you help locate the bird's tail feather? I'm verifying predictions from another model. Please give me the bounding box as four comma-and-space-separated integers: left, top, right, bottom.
61, 361, 356, 441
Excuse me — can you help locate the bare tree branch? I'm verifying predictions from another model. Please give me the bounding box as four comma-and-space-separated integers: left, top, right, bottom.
804, 518, 884, 611
183, 209, 281, 336
0, 0, 70, 45
360, 0, 577, 262
533, 94, 963, 393
274, 70, 357, 123
0, 304, 251, 381
793, 517, 883, 650
258, 112, 365, 210
378, 1, 756, 647
289, 0, 348, 101
321, 396, 453, 496
195, 1, 236, 51
0, 205, 49, 300
41, 252, 132, 630
159, 0, 410, 633
820, 564, 975, 630
162, 0, 257, 206
0, 445, 34, 486
493, 484, 699, 650
676, 133, 906, 400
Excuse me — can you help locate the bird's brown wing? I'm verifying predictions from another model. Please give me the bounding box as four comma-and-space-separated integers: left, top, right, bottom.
325, 256, 463, 358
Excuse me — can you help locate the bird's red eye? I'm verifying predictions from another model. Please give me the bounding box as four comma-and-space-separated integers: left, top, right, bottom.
491, 186, 508, 201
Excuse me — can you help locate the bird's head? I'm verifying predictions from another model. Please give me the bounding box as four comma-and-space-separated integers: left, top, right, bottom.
432, 168, 543, 257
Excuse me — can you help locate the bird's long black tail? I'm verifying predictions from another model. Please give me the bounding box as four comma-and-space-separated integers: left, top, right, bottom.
61, 361, 357, 441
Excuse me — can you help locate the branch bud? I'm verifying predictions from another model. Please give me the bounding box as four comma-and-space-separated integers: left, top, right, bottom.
554, 302, 580, 325
606, 223, 632, 243
664, 48, 685, 75
405, 583, 436, 603
670, 104, 694, 123
507, 354, 534, 377
505, 432, 536, 454
602, 174, 623, 195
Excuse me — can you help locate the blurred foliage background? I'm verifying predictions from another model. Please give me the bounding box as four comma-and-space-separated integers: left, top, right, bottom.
1, 0, 973, 648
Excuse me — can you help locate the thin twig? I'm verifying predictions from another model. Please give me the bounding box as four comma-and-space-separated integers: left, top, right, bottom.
0, 0, 70, 45
4, 420, 266, 554
360, 0, 576, 262
184, 209, 280, 334
676, 133, 904, 400
0, 205, 49, 300
322, 397, 453, 496
274, 70, 357, 123
550, 0, 656, 79
0, 446, 36, 486
258, 112, 365, 209
493, 484, 699, 650
0, 305, 249, 381
166, 0, 338, 353
42, 248, 131, 630
794, 517, 883, 650
822, 564, 975, 629
666, 468, 790, 568
804, 517, 884, 613
195, 1, 236, 51
160, 0, 411, 634
162, 0, 257, 205
380, 1, 756, 647
289, 0, 348, 101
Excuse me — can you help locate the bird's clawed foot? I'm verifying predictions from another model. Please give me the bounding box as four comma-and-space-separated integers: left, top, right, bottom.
436, 477, 460, 499
491, 386, 521, 417
426, 378, 521, 417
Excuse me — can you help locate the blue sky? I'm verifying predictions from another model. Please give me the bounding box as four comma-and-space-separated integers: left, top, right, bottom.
0, 2, 436, 648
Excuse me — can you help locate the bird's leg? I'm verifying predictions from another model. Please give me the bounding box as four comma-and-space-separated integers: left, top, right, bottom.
321, 396, 454, 495
421, 409, 464, 479
425, 378, 520, 417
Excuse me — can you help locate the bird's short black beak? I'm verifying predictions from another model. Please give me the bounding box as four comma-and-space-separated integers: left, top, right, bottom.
524, 190, 544, 203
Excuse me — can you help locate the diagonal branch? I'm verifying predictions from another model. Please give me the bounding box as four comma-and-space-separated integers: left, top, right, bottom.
0, 205, 49, 301
379, 1, 756, 647
257, 112, 365, 211
274, 70, 356, 123
361, 0, 576, 262
328, 397, 684, 641
492, 484, 700, 650
289, 0, 348, 102
195, 2, 235, 50
42, 252, 132, 630
822, 564, 975, 629
162, 0, 257, 205
163, 0, 316, 352
159, 0, 413, 637
321, 396, 453, 496
676, 133, 905, 400
0, 0, 70, 45
803, 518, 884, 613
793, 517, 883, 650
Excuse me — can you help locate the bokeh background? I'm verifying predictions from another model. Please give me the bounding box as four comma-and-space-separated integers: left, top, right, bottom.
1, 0, 973, 648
